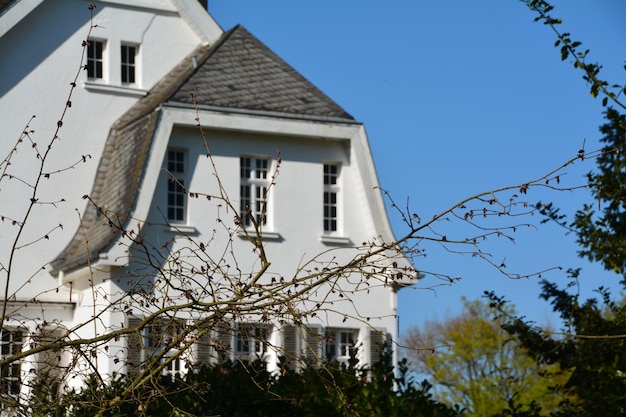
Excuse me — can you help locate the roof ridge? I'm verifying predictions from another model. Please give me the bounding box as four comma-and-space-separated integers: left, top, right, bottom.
168, 25, 353, 120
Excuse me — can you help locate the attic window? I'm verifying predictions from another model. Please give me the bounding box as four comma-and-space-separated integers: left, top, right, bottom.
121, 44, 137, 84
87, 39, 104, 80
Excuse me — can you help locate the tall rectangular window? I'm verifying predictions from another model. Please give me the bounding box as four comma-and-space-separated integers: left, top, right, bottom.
323, 163, 340, 232
121, 44, 137, 84
166, 150, 186, 223
0, 329, 23, 399
87, 39, 104, 80
240, 156, 270, 227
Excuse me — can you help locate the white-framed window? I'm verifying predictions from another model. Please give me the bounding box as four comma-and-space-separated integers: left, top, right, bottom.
0, 329, 23, 399
324, 329, 357, 361
235, 324, 269, 356
144, 320, 186, 379
121, 44, 137, 84
166, 149, 187, 223
87, 39, 105, 80
240, 156, 271, 228
323, 163, 340, 232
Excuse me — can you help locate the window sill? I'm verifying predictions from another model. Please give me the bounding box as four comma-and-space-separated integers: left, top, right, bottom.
163, 225, 198, 236
83, 81, 148, 98
237, 230, 282, 241
320, 235, 351, 246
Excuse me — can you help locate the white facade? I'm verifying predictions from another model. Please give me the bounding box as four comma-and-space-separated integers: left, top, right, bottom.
0, 0, 416, 399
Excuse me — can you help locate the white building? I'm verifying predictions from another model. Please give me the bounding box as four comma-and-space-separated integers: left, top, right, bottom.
0, 0, 416, 400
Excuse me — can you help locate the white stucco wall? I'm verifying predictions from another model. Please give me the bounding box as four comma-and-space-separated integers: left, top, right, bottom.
104, 109, 406, 371
0, 0, 214, 300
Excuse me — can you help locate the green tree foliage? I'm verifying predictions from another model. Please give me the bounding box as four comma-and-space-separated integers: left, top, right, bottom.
574, 109, 626, 277
404, 298, 569, 416
488, 277, 626, 417
63, 343, 463, 417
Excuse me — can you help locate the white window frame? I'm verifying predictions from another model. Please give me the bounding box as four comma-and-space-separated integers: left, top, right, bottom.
240, 156, 272, 229
86, 39, 105, 81
120, 43, 138, 85
143, 320, 187, 379
0, 329, 23, 400
324, 329, 357, 362
234, 324, 269, 357
166, 149, 187, 224
323, 163, 341, 233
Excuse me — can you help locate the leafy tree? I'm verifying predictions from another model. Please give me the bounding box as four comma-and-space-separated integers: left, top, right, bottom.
404, 298, 570, 416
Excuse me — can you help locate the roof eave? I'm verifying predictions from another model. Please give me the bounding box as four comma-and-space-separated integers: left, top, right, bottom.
0, 0, 43, 38
169, 0, 223, 43
163, 101, 359, 125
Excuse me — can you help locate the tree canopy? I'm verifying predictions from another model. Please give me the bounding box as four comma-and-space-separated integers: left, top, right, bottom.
404, 298, 570, 416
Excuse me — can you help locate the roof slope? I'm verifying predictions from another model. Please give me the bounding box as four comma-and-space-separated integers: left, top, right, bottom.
52, 25, 353, 273
170, 25, 353, 120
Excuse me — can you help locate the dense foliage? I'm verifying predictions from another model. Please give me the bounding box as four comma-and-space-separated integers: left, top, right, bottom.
65, 344, 463, 417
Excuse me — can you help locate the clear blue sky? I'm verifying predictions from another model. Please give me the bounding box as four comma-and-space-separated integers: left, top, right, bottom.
209, 1, 625, 335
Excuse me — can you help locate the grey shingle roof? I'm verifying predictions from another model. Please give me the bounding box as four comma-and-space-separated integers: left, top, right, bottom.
51, 42, 214, 273
52, 25, 353, 272
169, 25, 353, 120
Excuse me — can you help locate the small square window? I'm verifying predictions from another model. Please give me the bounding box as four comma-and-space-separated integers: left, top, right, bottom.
87, 40, 104, 80
325, 329, 357, 361
235, 324, 269, 356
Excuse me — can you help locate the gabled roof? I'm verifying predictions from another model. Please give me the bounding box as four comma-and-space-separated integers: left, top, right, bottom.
169, 25, 353, 120
51, 25, 354, 273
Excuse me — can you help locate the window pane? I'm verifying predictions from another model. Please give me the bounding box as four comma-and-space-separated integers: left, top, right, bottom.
121, 44, 136, 84
166, 151, 186, 222
240, 157, 270, 227
0, 330, 22, 398
87, 40, 104, 80
323, 164, 340, 232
